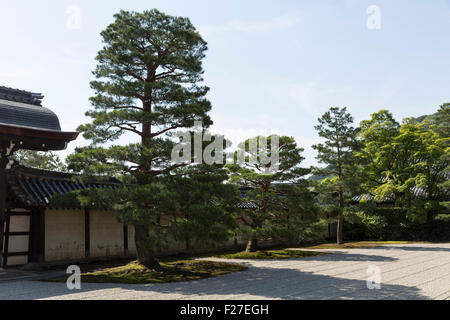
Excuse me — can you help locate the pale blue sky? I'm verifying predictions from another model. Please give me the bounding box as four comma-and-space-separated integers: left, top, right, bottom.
1, 0, 449, 166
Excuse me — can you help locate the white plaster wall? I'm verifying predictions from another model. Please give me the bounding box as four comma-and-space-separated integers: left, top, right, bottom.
7, 235, 29, 253
45, 209, 85, 261
8, 215, 30, 233
89, 210, 124, 257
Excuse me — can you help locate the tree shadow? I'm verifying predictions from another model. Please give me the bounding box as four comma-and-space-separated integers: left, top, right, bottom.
15, 266, 427, 300
287, 251, 398, 262
0, 252, 425, 300
377, 245, 450, 253
4, 244, 447, 300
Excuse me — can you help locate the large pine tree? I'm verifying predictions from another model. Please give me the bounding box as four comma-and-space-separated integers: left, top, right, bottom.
68, 10, 214, 269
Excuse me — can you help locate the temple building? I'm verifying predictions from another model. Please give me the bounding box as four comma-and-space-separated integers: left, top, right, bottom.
0, 86, 262, 269
0, 86, 136, 268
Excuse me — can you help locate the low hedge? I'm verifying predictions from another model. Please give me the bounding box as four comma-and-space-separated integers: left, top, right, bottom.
343, 207, 450, 242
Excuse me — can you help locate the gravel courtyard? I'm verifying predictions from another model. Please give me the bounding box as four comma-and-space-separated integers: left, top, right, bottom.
0, 243, 449, 300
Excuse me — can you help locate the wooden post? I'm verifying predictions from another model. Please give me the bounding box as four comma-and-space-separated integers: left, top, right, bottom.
0, 141, 15, 270
0, 153, 7, 270
29, 208, 45, 263
85, 209, 90, 258
123, 224, 129, 256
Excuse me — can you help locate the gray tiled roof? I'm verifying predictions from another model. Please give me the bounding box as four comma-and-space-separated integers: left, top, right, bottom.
0, 86, 62, 132
0, 103, 62, 132
237, 200, 259, 209
7, 165, 120, 207
0, 86, 43, 106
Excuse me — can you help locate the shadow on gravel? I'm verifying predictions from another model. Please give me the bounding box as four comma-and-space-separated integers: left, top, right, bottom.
379, 245, 450, 253
0, 264, 426, 300
295, 252, 398, 262
145, 266, 426, 300
0, 249, 426, 300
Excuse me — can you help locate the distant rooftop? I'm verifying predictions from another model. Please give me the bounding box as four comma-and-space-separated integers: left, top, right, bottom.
0, 86, 44, 106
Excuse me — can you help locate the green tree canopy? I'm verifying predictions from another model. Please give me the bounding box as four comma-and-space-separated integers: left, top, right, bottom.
68, 9, 217, 269
168, 164, 240, 250
312, 107, 359, 244
228, 135, 317, 251
357, 109, 449, 223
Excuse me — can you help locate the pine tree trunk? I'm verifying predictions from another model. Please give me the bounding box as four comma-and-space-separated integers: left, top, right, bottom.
134, 224, 161, 270
185, 236, 191, 251
337, 214, 344, 245
337, 164, 345, 245
246, 235, 258, 252
135, 85, 161, 270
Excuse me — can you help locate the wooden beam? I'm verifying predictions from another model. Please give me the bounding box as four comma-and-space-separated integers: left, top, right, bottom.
39, 208, 45, 263
0, 124, 78, 141
7, 211, 32, 216
2, 210, 10, 267
0, 125, 78, 152
4, 252, 29, 257
6, 231, 30, 236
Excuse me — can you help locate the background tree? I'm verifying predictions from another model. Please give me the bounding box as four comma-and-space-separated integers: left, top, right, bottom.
358, 110, 449, 223
168, 164, 240, 250
268, 183, 325, 245
434, 103, 450, 140
312, 107, 358, 244
434, 104, 450, 195
12, 150, 66, 171
357, 110, 401, 196
228, 135, 314, 251
12, 150, 67, 172
68, 9, 214, 270
405, 103, 449, 141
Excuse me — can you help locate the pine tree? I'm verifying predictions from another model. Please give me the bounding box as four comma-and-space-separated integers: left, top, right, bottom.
312, 107, 358, 244
228, 135, 314, 251
68, 10, 213, 269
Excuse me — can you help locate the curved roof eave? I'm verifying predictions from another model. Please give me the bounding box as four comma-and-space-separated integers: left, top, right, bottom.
0, 123, 79, 151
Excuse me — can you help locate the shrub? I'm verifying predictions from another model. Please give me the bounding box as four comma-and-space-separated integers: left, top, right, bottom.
343, 204, 450, 241
343, 207, 387, 241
